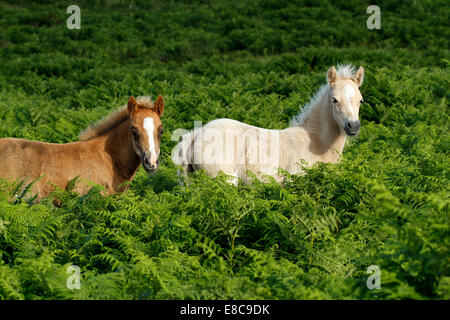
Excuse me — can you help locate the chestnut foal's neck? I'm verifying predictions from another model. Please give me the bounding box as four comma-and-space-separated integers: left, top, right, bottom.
100, 117, 142, 186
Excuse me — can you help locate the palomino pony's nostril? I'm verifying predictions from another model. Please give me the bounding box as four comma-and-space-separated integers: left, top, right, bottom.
347, 121, 360, 131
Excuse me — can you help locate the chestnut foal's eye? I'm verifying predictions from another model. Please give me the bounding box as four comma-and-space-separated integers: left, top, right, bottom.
332, 97, 338, 103
131, 128, 139, 139
160, 128, 164, 135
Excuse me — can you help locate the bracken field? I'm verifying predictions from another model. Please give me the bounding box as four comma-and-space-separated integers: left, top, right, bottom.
0, 0, 448, 300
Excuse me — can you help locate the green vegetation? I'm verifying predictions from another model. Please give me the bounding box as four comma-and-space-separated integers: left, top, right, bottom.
0, 0, 448, 299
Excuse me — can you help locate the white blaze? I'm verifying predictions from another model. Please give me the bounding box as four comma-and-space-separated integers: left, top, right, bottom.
343, 84, 357, 120
143, 117, 157, 165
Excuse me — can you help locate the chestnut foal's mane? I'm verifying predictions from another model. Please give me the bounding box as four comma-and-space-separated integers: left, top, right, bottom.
79, 96, 155, 141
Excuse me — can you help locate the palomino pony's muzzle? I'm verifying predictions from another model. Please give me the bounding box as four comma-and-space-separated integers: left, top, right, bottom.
344, 120, 361, 136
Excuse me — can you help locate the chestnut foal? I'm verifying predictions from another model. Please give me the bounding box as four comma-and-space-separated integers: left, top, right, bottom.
0, 95, 164, 200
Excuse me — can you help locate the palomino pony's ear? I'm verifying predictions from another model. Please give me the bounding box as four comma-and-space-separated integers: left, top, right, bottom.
327, 66, 338, 86
154, 95, 164, 116
127, 96, 138, 115
352, 66, 364, 87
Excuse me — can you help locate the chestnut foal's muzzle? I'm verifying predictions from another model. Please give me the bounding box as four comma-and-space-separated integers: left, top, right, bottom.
142, 152, 158, 172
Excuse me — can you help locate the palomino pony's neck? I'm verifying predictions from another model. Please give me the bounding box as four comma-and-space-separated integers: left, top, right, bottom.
294, 85, 347, 157
99, 117, 141, 183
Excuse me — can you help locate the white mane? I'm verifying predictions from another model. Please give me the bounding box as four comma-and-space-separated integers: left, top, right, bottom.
335, 63, 358, 79
290, 64, 357, 127
289, 84, 328, 127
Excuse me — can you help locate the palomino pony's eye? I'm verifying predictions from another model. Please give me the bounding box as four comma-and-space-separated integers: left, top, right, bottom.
332, 97, 338, 103
360, 99, 364, 104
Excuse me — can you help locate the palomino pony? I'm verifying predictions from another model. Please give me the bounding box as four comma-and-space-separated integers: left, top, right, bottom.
0, 95, 165, 200
172, 64, 364, 183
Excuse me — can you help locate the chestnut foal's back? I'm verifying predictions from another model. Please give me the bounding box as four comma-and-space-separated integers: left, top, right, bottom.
0, 95, 165, 200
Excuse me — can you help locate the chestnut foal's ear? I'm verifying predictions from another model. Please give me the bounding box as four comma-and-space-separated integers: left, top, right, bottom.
127, 96, 138, 115
327, 66, 338, 86
154, 94, 164, 116
352, 66, 364, 87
